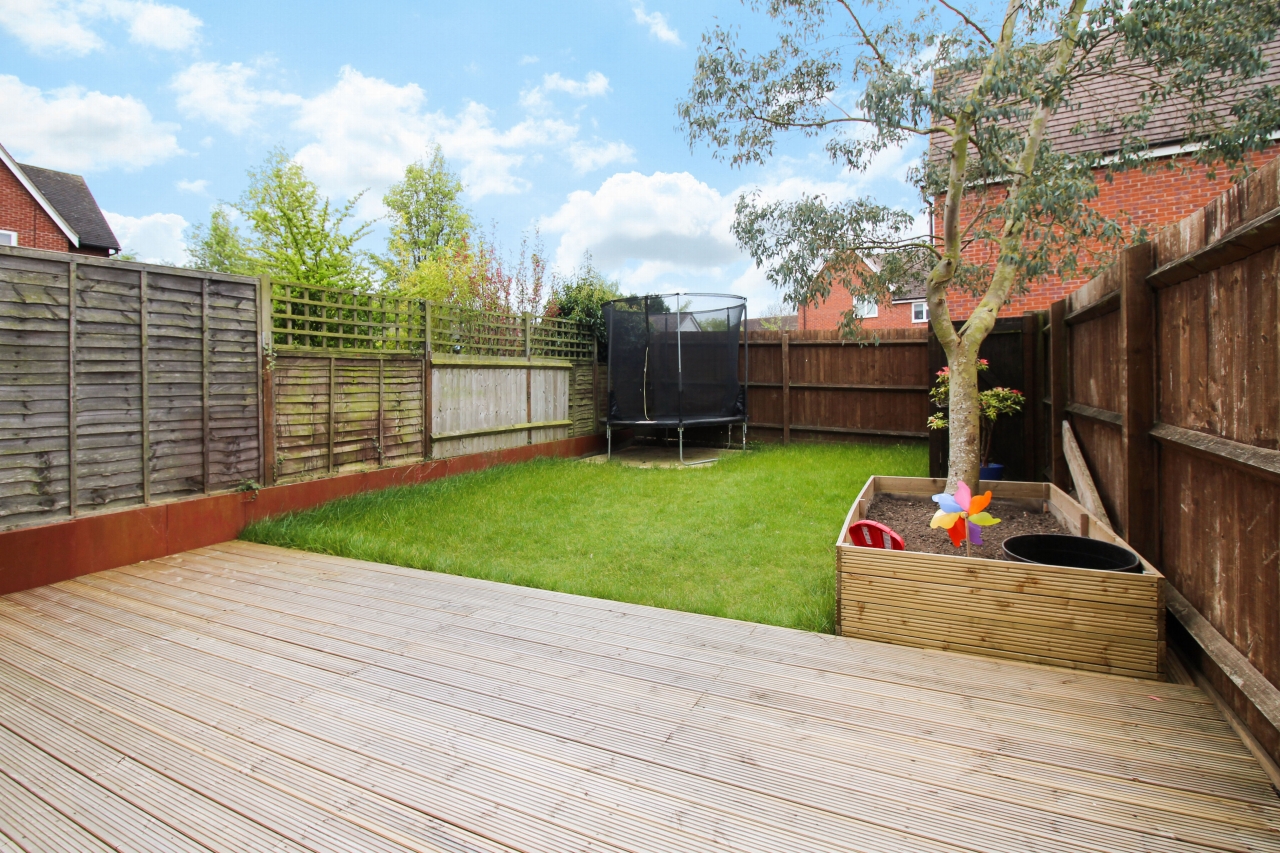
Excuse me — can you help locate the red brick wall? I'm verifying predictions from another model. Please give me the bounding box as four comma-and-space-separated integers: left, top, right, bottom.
801, 144, 1280, 329
0, 162, 73, 252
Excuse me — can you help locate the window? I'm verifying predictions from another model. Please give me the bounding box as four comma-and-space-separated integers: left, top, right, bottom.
0, 230, 16, 247
853, 296, 879, 319
911, 301, 928, 323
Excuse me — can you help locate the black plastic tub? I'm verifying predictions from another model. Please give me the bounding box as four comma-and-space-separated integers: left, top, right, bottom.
1002, 534, 1141, 573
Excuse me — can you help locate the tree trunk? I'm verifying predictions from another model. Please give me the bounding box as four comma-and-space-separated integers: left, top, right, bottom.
947, 343, 982, 491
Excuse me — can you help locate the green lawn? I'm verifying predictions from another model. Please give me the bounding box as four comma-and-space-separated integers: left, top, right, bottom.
241, 442, 928, 633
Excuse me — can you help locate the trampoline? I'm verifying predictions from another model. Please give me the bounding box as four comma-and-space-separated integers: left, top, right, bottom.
602, 293, 747, 464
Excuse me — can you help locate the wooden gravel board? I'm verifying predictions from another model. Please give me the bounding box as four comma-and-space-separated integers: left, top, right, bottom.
0, 584, 1264, 850
76, 558, 1265, 787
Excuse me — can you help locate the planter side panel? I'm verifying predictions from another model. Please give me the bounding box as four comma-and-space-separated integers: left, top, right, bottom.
837, 546, 1161, 677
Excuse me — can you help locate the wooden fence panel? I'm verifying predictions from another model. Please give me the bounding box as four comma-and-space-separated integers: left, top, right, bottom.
742, 329, 929, 443
1046, 157, 1280, 764
0, 248, 261, 531
431, 362, 528, 458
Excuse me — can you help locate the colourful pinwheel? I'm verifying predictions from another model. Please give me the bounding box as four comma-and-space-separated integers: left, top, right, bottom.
930, 481, 1001, 554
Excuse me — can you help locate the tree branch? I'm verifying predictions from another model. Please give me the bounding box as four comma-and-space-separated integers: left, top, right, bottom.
835, 0, 890, 69
933, 0, 995, 47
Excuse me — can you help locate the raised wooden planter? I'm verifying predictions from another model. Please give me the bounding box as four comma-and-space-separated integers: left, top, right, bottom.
837, 476, 1165, 679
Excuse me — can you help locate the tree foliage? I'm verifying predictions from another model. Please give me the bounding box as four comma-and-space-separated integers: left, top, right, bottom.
680, 0, 1280, 486
236, 148, 373, 289
379, 146, 474, 286
546, 252, 623, 347
184, 205, 254, 275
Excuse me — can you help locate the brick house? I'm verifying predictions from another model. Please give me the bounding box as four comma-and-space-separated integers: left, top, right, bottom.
0, 143, 119, 257
801, 47, 1280, 330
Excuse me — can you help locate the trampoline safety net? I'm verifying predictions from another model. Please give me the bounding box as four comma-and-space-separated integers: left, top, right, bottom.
603, 293, 746, 427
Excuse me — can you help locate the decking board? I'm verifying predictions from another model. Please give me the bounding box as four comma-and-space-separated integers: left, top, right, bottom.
0, 541, 1277, 852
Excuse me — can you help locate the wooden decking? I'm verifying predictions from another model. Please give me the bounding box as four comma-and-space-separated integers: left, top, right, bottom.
0, 542, 1277, 852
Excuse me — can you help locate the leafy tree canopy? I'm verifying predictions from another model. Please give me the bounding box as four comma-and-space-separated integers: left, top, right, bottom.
546, 252, 623, 345
237, 148, 373, 289
680, 0, 1280, 486
184, 205, 254, 276
379, 145, 474, 286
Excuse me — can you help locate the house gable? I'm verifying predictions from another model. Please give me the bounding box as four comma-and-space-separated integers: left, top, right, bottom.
0, 144, 79, 250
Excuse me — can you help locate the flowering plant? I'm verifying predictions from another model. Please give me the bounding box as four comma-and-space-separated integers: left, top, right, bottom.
927, 360, 1025, 467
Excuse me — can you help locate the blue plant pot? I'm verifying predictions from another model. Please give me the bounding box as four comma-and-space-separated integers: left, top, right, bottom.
979, 463, 1005, 481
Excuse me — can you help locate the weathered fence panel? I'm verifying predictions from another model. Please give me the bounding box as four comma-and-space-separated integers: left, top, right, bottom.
0, 248, 261, 531
1049, 158, 1280, 764
742, 328, 930, 444
264, 283, 597, 481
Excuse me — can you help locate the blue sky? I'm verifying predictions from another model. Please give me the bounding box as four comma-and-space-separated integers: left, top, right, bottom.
0, 0, 926, 310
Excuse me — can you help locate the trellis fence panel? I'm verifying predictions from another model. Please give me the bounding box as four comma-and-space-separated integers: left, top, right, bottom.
264, 282, 598, 483
0, 248, 262, 531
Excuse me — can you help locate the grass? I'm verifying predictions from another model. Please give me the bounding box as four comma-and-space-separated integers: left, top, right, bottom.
241, 442, 928, 633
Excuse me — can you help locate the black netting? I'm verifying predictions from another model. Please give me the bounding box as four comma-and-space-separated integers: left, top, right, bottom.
603, 294, 746, 426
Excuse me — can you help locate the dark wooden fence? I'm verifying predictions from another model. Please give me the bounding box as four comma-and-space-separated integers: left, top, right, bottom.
741, 328, 930, 443
1047, 157, 1280, 764
0, 247, 262, 531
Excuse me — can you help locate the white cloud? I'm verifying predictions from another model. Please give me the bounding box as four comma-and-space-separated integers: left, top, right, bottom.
519, 55, 539, 65
567, 139, 635, 173
631, 2, 681, 47
176, 178, 208, 193
520, 71, 611, 111
542, 71, 610, 98
171, 62, 301, 134
0, 75, 180, 171
0, 0, 200, 55
104, 210, 188, 264
541, 171, 740, 277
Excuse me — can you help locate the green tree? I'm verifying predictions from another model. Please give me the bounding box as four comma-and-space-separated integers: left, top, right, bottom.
235, 148, 373, 289
379, 146, 474, 286
185, 205, 254, 275
546, 252, 622, 348
680, 0, 1280, 488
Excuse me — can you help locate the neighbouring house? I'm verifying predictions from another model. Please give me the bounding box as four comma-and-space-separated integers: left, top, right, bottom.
802, 43, 1280, 331
0, 143, 120, 257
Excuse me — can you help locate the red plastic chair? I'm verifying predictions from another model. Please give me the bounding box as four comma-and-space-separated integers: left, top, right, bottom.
848, 520, 906, 550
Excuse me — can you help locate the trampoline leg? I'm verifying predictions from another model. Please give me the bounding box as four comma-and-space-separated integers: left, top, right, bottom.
607, 425, 611, 460
678, 427, 684, 465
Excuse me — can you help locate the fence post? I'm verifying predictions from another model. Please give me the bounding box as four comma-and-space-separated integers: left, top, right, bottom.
140, 270, 151, 504
591, 336, 599, 435
1048, 300, 1069, 489
258, 275, 276, 487
202, 278, 211, 492
327, 356, 336, 473
1120, 242, 1159, 559
377, 357, 385, 467
67, 260, 77, 517
423, 301, 432, 461
781, 331, 791, 444
525, 312, 533, 446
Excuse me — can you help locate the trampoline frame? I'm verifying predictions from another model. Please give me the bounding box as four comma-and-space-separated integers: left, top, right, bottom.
603, 293, 748, 465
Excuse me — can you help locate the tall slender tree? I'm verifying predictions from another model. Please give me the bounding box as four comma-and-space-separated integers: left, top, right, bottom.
379, 146, 474, 287
680, 0, 1280, 488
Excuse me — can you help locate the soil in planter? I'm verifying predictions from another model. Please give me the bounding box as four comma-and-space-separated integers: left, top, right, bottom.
866, 494, 1066, 561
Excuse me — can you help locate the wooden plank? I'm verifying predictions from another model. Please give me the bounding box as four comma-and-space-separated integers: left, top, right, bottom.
1149, 205, 1280, 289
745, 381, 929, 392
1152, 421, 1280, 485
1062, 420, 1112, 528
781, 331, 790, 444
1065, 401, 1122, 426
432, 419, 573, 442
1049, 300, 1069, 489
1064, 289, 1120, 326
1167, 585, 1280, 733
1119, 242, 1158, 558
327, 356, 335, 474
750, 422, 929, 439
140, 271, 151, 505
67, 260, 77, 518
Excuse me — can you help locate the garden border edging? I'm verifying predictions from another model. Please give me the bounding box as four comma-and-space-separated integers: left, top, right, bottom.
0, 432, 612, 597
